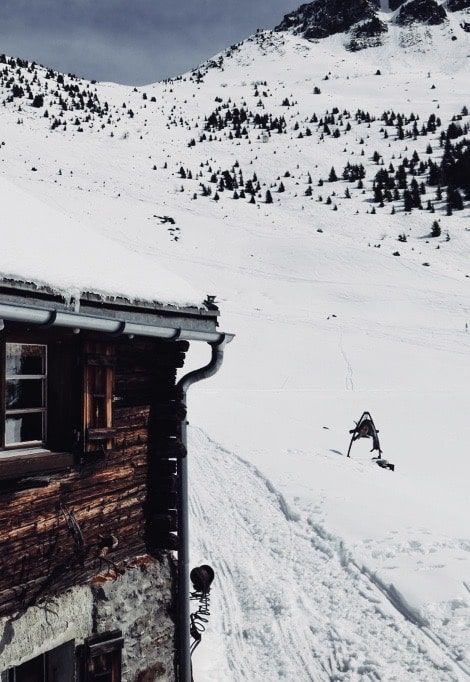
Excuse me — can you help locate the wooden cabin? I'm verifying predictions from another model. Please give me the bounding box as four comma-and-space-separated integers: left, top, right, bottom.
0, 279, 231, 682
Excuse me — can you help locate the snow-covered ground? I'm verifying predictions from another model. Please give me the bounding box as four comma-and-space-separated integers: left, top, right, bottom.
0, 11, 469, 679
190, 427, 468, 680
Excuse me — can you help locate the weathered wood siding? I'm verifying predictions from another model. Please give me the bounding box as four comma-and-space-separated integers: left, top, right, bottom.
0, 336, 187, 619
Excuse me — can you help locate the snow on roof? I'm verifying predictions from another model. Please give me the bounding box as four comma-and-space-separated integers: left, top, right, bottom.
0, 176, 204, 309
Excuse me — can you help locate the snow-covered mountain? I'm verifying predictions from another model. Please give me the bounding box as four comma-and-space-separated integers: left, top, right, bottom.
0, 1, 469, 678
275, 0, 467, 40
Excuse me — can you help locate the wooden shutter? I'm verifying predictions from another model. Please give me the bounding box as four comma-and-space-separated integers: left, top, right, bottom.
83, 342, 116, 453
82, 631, 123, 682
46, 641, 76, 682
2, 641, 75, 682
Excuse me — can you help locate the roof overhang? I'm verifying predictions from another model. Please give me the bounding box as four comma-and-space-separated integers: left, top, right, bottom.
0, 281, 234, 345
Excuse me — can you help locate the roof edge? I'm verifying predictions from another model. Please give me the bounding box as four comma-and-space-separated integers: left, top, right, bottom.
0, 299, 234, 345
0, 278, 219, 325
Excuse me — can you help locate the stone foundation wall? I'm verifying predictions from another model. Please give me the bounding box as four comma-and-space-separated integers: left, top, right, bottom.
0, 556, 175, 682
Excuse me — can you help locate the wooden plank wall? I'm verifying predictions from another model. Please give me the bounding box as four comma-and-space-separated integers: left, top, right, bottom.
0, 337, 188, 619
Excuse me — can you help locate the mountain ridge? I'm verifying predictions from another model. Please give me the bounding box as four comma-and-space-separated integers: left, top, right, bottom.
274, 0, 469, 45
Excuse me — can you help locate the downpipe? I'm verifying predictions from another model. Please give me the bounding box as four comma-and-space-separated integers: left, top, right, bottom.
175, 335, 230, 682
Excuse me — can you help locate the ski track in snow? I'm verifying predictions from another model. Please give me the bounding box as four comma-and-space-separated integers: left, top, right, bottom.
190, 427, 467, 682
339, 332, 355, 392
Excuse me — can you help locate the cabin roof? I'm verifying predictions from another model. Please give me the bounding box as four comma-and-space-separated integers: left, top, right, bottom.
0, 175, 208, 312
0, 277, 222, 342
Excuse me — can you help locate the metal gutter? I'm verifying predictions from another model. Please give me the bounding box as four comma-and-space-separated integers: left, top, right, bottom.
0, 302, 234, 345
175, 337, 229, 682
0, 279, 220, 322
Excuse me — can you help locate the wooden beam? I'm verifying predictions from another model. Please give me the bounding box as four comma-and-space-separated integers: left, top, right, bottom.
0, 451, 73, 481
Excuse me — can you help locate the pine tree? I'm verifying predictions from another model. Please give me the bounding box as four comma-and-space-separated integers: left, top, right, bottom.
410, 178, 422, 209
329, 167, 338, 182
447, 186, 464, 211
431, 221, 441, 237
266, 190, 273, 204
32, 93, 44, 108
403, 190, 414, 212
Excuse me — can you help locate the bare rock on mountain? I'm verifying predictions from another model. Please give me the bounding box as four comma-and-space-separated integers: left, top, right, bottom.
395, 0, 447, 25
348, 16, 388, 51
448, 0, 470, 11
389, 0, 407, 10
275, 0, 381, 40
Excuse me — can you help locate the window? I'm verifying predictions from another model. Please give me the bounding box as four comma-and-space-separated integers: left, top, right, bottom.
83, 343, 115, 453
81, 631, 123, 682
1, 641, 75, 681
0, 337, 116, 474
3, 344, 47, 450
0, 337, 76, 479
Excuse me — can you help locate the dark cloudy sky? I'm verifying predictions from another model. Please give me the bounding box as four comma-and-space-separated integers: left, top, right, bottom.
0, 0, 299, 85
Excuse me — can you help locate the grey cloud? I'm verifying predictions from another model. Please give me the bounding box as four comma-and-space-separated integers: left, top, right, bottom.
0, 0, 299, 84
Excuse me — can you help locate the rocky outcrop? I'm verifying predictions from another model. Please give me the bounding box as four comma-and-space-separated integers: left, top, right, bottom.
351, 16, 388, 37
275, 0, 452, 40
395, 0, 447, 25
448, 0, 470, 11
389, 0, 407, 10
275, 0, 381, 39
348, 16, 388, 50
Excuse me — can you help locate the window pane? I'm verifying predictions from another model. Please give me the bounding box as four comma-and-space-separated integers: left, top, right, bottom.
90, 653, 115, 681
6, 379, 44, 410
92, 366, 106, 395
5, 412, 43, 445
92, 397, 107, 428
6, 344, 46, 376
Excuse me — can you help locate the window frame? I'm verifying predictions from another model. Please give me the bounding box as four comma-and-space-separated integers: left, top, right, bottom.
2, 342, 48, 450
82, 343, 116, 453
0, 332, 74, 480
81, 630, 123, 682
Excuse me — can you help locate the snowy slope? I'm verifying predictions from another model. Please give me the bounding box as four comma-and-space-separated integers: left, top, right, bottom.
0, 175, 202, 307
190, 426, 468, 680
0, 5, 469, 678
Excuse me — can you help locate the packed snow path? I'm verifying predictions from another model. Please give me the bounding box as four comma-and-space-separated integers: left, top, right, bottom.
190, 427, 467, 681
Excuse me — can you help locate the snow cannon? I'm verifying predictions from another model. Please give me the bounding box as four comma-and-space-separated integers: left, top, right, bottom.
347, 412, 395, 471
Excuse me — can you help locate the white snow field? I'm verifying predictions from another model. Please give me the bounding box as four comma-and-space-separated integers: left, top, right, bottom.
0, 6, 469, 679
